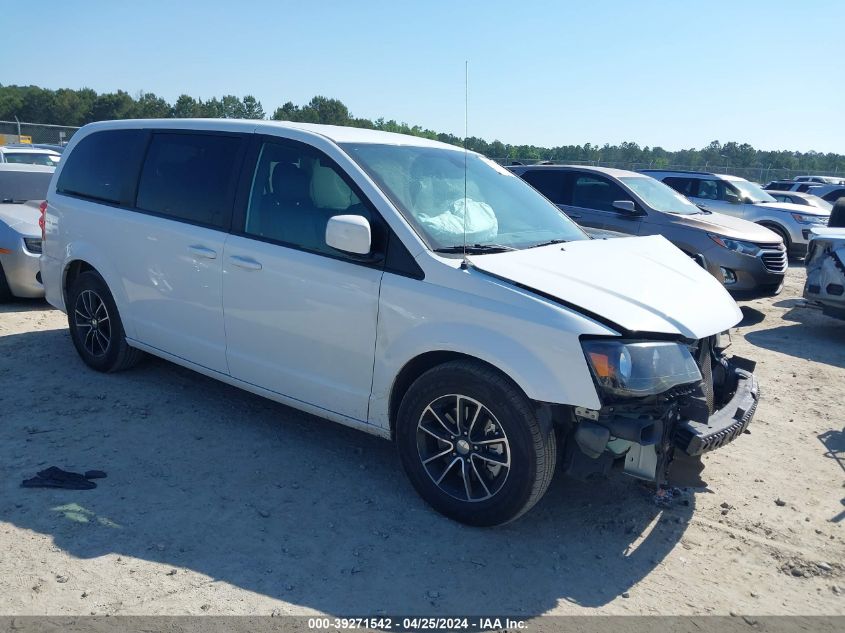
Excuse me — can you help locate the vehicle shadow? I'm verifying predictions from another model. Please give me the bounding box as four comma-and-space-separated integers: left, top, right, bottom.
737, 306, 765, 327
743, 303, 845, 370
0, 297, 51, 314
818, 428, 845, 523
0, 328, 693, 615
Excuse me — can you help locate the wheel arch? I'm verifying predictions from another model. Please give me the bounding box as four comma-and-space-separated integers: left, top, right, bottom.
756, 220, 791, 247
60, 250, 134, 339
63, 259, 96, 307
388, 351, 540, 441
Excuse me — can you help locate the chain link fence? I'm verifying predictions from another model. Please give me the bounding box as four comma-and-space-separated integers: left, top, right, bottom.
492, 158, 843, 184
0, 121, 840, 185
0, 120, 80, 146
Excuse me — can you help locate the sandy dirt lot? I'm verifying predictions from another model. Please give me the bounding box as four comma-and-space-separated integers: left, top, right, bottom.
0, 264, 842, 617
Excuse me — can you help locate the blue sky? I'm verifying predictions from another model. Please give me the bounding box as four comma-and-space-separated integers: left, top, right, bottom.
6, 1, 844, 153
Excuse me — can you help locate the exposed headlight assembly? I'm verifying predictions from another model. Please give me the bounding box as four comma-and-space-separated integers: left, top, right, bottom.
708, 234, 761, 256
581, 339, 702, 398
790, 212, 828, 226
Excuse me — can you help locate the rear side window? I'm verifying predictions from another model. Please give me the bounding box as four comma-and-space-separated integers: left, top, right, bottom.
520, 170, 568, 203
56, 130, 147, 204
136, 133, 243, 228
663, 177, 695, 196
571, 175, 630, 211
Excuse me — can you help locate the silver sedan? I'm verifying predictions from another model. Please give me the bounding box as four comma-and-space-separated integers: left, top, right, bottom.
0, 165, 53, 301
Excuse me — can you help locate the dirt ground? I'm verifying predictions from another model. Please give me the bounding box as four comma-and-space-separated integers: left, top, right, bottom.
0, 263, 842, 617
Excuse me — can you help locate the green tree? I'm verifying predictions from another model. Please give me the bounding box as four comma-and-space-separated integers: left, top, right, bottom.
90, 91, 136, 121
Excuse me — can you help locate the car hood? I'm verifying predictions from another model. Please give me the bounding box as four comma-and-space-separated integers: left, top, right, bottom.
0, 201, 41, 235
755, 201, 830, 217
469, 235, 742, 339
671, 210, 782, 243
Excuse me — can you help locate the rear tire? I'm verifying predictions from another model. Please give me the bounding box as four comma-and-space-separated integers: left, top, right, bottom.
67, 271, 144, 372
396, 360, 556, 526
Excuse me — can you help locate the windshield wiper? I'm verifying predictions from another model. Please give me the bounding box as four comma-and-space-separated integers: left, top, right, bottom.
527, 238, 569, 249
433, 244, 516, 254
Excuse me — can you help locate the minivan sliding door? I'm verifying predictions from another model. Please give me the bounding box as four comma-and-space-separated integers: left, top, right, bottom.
124, 131, 246, 373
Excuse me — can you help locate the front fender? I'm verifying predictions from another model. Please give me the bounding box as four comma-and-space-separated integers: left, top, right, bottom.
369, 275, 607, 430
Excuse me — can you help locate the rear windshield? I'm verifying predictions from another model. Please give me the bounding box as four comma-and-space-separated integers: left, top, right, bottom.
4, 152, 60, 167
0, 168, 53, 202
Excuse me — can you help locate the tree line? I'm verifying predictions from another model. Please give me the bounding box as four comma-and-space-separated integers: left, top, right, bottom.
1, 83, 842, 175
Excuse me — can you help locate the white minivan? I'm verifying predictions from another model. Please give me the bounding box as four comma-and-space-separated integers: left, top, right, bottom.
40, 119, 759, 525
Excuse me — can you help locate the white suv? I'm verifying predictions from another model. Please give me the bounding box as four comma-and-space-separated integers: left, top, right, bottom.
40, 119, 759, 525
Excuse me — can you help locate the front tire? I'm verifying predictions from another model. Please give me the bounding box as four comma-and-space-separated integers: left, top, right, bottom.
396, 360, 556, 526
67, 271, 143, 372
0, 263, 12, 302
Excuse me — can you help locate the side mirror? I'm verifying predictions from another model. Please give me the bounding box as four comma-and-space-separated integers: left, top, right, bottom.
325, 215, 371, 255
612, 200, 639, 214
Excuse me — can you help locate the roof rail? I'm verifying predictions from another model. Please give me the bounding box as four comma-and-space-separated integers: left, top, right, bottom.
640, 169, 715, 176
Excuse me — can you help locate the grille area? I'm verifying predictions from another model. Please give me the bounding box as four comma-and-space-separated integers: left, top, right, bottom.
756, 242, 787, 273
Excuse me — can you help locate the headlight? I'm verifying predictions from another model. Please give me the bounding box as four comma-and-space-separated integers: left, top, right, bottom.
581, 339, 702, 398
790, 212, 828, 226
708, 234, 761, 256
22, 238, 42, 254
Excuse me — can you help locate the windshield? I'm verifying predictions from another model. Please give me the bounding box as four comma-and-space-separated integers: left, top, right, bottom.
4, 152, 60, 167
341, 143, 587, 251
730, 179, 776, 203
619, 176, 702, 215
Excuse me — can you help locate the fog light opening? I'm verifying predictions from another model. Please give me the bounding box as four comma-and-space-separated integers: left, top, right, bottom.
720, 267, 737, 285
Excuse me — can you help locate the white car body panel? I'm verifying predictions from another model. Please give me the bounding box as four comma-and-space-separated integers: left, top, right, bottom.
223, 235, 382, 422
41, 119, 744, 442
469, 235, 742, 340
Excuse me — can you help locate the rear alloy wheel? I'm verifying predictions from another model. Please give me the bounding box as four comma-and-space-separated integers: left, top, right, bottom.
397, 360, 556, 526
67, 271, 144, 372
74, 289, 112, 358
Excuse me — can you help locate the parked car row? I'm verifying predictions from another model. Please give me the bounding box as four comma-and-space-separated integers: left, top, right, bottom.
642, 170, 830, 258
25, 118, 767, 525
510, 165, 788, 298
0, 145, 62, 166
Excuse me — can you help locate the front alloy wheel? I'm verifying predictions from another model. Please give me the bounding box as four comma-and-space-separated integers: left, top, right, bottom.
417, 394, 511, 502
397, 360, 557, 526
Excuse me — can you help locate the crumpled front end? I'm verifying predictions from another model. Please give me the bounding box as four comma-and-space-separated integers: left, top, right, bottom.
804, 231, 845, 321
559, 336, 759, 487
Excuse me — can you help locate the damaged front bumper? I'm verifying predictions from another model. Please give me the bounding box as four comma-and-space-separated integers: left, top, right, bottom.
562, 351, 759, 486
674, 367, 758, 456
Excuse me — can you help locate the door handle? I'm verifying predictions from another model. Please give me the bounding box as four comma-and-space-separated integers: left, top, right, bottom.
188, 245, 217, 260
229, 255, 263, 271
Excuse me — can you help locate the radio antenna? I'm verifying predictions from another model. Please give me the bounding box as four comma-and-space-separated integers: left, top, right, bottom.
461, 60, 469, 268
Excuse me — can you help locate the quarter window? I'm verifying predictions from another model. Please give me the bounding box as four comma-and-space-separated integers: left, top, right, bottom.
136, 133, 243, 228
244, 141, 371, 254
56, 129, 148, 205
